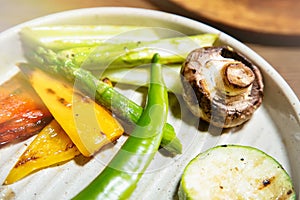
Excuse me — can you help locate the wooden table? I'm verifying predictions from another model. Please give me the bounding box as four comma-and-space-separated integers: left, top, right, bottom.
1, 0, 299, 99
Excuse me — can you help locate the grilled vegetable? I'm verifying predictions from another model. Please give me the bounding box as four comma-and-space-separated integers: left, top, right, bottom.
4, 120, 80, 184
178, 145, 295, 200
73, 53, 168, 199
181, 46, 264, 128
0, 73, 52, 146
24, 33, 218, 70
18, 64, 124, 157
100, 64, 182, 94
20, 25, 152, 50
20, 53, 182, 155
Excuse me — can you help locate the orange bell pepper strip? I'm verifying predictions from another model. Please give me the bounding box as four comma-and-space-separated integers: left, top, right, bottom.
0, 73, 52, 146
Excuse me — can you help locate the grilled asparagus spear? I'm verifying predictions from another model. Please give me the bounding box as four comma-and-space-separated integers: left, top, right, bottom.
20, 25, 157, 50
24, 33, 218, 70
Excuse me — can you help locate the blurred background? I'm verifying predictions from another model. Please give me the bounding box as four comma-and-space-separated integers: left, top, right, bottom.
1, 0, 299, 98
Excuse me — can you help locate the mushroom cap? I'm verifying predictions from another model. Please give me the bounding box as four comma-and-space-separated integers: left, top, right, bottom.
180, 46, 264, 128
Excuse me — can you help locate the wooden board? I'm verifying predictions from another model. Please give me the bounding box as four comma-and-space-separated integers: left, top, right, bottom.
158, 0, 300, 36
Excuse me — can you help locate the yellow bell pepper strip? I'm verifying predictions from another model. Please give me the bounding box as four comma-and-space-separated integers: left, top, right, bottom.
4, 120, 80, 184
73, 53, 168, 199
17, 64, 124, 157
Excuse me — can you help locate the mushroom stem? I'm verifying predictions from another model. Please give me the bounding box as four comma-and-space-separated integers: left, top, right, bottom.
221, 61, 255, 96
224, 62, 255, 88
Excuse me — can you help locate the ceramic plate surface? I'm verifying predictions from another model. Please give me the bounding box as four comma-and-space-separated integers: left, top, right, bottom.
0, 7, 299, 199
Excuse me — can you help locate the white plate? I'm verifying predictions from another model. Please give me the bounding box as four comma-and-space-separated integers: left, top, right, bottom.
0, 7, 299, 199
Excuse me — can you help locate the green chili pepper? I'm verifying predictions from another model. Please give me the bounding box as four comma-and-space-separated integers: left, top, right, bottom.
72, 53, 168, 200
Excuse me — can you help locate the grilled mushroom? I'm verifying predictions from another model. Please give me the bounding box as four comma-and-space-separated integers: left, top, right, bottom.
180, 46, 263, 128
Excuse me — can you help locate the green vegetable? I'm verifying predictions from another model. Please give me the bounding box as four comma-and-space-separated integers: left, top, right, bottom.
100, 64, 182, 94
73, 53, 169, 199
20, 25, 151, 50
24, 33, 218, 70
178, 145, 296, 200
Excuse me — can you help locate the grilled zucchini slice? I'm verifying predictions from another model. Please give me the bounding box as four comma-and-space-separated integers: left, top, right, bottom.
178, 145, 296, 199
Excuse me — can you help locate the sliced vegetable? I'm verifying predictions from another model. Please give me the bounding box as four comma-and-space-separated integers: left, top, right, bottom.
73, 53, 168, 199
0, 73, 52, 146
18, 64, 124, 157
20, 25, 153, 50
178, 145, 296, 200
24, 33, 218, 69
4, 120, 80, 184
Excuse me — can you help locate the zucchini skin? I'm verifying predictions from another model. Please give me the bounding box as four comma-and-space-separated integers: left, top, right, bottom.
178, 145, 296, 200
